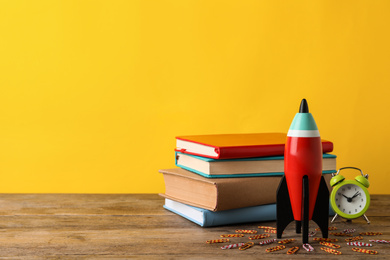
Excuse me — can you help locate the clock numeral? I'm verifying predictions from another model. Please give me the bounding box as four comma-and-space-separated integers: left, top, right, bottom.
343, 209, 345, 212
348, 186, 351, 190
361, 199, 364, 202
342, 188, 345, 191
355, 209, 357, 212
349, 211, 351, 214
338, 205, 340, 208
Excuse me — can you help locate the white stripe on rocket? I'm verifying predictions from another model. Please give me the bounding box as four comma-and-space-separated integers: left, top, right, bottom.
287, 129, 320, 137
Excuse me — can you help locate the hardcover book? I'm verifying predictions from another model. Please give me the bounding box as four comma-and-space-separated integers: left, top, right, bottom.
175, 132, 334, 159
159, 168, 333, 211
175, 152, 337, 178
163, 199, 335, 227
163, 198, 276, 227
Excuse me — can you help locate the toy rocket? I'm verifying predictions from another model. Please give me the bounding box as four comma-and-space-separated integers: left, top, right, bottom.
277, 99, 329, 244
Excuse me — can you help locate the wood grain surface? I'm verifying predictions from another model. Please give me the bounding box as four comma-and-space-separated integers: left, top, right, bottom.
0, 194, 389, 259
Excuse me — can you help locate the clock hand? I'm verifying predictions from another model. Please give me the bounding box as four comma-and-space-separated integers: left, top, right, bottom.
351, 191, 361, 199
342, 194, 353, 203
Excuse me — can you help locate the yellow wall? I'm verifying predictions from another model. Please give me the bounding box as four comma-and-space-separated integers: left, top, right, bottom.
0, 0, 389, 194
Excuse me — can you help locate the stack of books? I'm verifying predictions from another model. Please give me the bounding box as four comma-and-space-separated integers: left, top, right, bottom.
159, 133, 336, 227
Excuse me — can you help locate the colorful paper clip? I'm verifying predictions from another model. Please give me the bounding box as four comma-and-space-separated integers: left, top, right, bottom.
239, 242, 254, 251
369, 239, 390, 244
264, 229, 277, 234
220, 234, 244, 238
206, 239, 229, 244
287, 246, 300, 255
321, 247, 342, 255
359, 232, 383, 236
278, 238, 295, 244
319, 241, 341, 248
258, 239, 277, 246
345, 236, 363, 242
265, 245, 286, 253
248, 234, 270, 240
302, 243, 314, 252
352, 247, 378, 255
258, 226, 276, 230
235, 229, 257, 234
221, 243, 245, 250
343, 228, 356, 234
347, 242, 373, 247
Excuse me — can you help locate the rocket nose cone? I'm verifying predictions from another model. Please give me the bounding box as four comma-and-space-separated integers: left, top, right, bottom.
299, 99, 309, 113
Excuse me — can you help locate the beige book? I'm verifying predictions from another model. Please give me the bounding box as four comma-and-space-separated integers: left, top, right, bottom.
160, 168, 332, 211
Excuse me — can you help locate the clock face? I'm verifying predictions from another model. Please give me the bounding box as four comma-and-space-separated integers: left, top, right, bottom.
331, 180, 370, 219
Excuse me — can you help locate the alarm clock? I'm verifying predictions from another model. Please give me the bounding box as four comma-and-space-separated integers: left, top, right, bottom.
330, 167, 370, 224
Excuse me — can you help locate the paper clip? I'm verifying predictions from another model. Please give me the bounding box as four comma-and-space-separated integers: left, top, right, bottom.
287, 246, 300, 255
347, 242, 372, 247
345, 236, 363, 242
220, 234, 244, 238
369, 239, 390, 244
206, 239, 229, 244
359, 232, 382, 236
258, 239, 277, 245
239, 242, 254, 251
235, 229, 257, 234
319, 241, 341, 248
221, 243, 245, 250
343, 228, 356, 234
248, 234, 270, 240
302, 243, 314, 252
264, 229, 277, 234
321, 247, 342, 255
352, 247, 378, 255
278, 238, 295, 244
258, 226, 276, 230
265, 245, 286, 253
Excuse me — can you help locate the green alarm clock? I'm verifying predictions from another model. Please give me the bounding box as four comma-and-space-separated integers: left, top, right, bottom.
330, 167, 370, 224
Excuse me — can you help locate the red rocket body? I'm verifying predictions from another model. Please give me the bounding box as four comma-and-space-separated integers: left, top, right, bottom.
284, 136, 323, 221
276, 99, 329, 244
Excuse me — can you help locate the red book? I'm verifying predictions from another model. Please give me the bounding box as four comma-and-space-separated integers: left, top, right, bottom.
175, 132, 333, 159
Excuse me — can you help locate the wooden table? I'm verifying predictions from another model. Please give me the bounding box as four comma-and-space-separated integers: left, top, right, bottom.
0, 194, 389, 259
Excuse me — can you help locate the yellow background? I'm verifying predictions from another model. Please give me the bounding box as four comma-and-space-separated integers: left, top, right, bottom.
0, 0, 389, 194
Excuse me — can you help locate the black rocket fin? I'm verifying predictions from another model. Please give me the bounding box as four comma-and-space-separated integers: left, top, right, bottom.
302, 175, 309, 244
276, 176, 294, 239
312, 176, 330, 238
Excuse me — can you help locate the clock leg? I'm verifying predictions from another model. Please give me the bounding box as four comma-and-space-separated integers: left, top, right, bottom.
363, 214, 370, 224
331, 213, 338, 223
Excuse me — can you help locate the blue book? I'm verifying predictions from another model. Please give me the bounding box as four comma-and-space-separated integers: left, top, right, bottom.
176, 152, 337, 178
164, 198, 335, 227
164, 198, 276, 227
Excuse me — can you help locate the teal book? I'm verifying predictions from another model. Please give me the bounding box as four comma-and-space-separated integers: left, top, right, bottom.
163, 198, 276, 227
175, 152, 337, 178
163, 199, 335, 227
